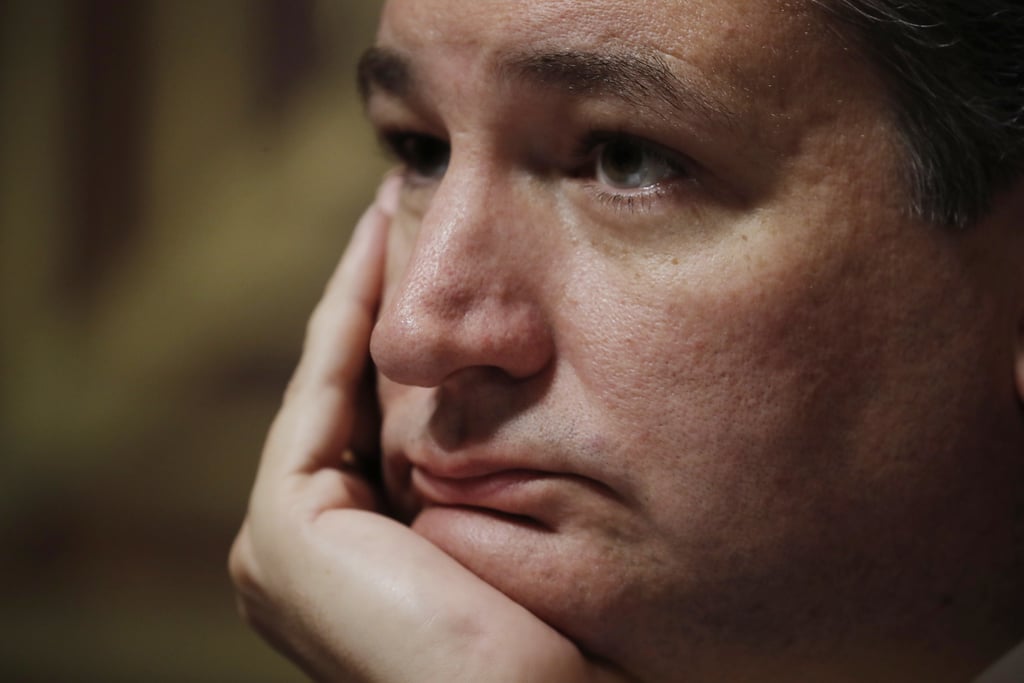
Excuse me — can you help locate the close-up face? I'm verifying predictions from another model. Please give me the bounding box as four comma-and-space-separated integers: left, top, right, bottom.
366, 0, 1024, 679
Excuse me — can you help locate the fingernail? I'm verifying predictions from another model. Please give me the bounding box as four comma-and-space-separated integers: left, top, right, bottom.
377, 172, 402, 216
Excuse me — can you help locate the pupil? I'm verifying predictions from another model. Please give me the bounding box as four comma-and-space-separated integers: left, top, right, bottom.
421, 139, 447, 168
605, 140, 643, 180
405, 137, 449, 176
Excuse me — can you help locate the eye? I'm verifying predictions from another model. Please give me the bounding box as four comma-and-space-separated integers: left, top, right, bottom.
593, 136, 685, 191
383, 132, 450, 181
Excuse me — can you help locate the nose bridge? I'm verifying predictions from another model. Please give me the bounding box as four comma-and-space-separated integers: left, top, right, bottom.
415, 164, 509, 301
371, 159, 554, 386
407, 151, 532, 313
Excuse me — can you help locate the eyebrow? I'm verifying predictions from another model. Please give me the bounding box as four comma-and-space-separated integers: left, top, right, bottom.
357, 47, 413, 102
503, 50, 737, 127
357, 46, 738, 129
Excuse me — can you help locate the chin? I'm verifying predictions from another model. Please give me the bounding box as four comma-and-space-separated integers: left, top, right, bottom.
411, 503, 658, 660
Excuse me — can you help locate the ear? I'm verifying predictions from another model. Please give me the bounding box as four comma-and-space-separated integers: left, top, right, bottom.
1017, 316, 1024, 404
991, 177, 1024, 405
1017, 319, 1024, 404
1012, 182, 1024, 405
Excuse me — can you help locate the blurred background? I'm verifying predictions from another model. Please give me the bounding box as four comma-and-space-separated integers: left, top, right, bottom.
1, 1, 388, 680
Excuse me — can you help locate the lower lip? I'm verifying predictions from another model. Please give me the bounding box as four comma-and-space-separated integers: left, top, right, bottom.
411, 467, 559, 518
409, 504, 549, 564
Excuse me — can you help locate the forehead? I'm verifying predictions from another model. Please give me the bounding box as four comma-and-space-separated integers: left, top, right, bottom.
379, 0, 817, 51
377, 0, 858, 115
374, 0, 899, 199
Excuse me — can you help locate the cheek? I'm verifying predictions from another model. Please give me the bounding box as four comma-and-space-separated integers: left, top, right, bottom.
563, 254, 843, 455
559, 213, 1013, 560
556, 230, 902, 536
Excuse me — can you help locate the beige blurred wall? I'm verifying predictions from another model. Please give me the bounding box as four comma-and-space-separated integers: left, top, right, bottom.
0, 2, 387, 680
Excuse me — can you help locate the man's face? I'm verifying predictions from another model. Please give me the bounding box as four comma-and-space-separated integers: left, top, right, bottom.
366, 0, 1023, 677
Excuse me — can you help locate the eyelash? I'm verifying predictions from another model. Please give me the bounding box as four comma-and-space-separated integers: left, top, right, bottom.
378, 129, 691, 214
590, 189, 659, 214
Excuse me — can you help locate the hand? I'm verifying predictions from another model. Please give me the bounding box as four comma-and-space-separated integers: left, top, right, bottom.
229, 177, 631, 682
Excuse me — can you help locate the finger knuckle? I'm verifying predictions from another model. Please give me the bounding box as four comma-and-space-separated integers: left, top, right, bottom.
227, 535, 258, 592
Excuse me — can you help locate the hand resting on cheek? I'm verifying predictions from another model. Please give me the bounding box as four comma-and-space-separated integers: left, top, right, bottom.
228, 176, 631, 683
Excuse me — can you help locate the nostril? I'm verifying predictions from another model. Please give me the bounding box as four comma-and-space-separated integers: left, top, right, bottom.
370, 296, 554, 389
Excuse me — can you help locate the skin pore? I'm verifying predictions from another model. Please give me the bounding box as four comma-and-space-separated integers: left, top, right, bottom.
360, 0, 1024, 681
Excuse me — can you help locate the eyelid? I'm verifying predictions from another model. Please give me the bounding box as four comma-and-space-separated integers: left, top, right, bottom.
573, 132, 693, 181
372, 122, 703, 216
376, 127, 436, 158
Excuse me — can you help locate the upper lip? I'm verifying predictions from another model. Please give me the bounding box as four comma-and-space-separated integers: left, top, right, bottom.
399, 442, 586, 485
407, 450, 550, 480
391, 445, 622, 525
406, 445, 561, 492
413, 467, 560, 507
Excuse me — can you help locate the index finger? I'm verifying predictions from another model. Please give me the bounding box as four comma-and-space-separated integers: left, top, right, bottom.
263, 175, 400, 479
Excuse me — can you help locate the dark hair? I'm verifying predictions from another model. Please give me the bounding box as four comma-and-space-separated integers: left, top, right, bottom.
813, 0, 1024, 228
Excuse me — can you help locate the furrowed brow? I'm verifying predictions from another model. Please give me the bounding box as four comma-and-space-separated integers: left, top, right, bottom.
502, 49, 738, 129
357, 46, 414, 103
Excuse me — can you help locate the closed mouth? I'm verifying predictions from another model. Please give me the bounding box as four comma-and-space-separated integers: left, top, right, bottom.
409, 464, 620, 532
412, 467, 559, 512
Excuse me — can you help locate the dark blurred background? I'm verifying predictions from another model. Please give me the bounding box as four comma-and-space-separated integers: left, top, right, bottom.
0, 2, 387, 680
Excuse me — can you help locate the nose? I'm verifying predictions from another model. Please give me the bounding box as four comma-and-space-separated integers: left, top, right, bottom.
370, 167, 555, 388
